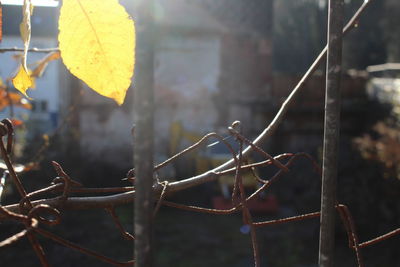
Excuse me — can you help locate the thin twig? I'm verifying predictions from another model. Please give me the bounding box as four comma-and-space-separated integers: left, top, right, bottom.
0, 153, 320, 218
236, 138, 260, 267
106, 208, 135, 241
153, 181, 168, 218
35, 228, 134, 266
0, 47, 59, 53
253, 211, 320, 227
0, 0, 375, 210
336, 204, 364, 267
0, 229, 28, 247
358, 228, 400, 248
26, 232, 50, 267
167, 0, 376, 193
228, 126, 288, 172
154, 132, 238, 172
0, 1, 384, 266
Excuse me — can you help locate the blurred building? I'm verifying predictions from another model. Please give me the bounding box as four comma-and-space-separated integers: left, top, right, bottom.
63, 0, 275, 167
0, 4, 59, 135
0, 1, 379, 171
56, 0, 371, 169
367, 63, 400, 115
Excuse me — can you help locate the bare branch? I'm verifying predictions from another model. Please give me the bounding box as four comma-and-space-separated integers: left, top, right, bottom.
0, 47, 59, 53
0, 0, 376, 228
162, 0, 375, 192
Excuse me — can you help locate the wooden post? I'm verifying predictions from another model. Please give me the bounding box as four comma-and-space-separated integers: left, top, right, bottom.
133, 0, 155, 266
319, 0, 344, 266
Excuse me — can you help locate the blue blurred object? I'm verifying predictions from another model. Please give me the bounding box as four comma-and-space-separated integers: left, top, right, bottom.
240, 224, 251, 234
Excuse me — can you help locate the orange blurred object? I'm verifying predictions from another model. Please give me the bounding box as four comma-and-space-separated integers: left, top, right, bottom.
11, 119, 24, 127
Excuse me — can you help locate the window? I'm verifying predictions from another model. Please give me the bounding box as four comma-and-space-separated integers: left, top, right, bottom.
31, 100, 48, 113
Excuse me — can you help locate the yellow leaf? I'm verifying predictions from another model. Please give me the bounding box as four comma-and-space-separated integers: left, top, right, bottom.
31, 51, 60, 78
58, 0, 135, 105
12, 65, 33, 97
13, 0, 33, 96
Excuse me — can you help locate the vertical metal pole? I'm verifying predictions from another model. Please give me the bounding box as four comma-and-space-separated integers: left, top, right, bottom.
133, 0, 155, 266
319, 0, 344, 266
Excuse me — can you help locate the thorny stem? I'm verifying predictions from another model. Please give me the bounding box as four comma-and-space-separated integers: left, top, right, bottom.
0, 152, 319, 218
163, 152, 321, 216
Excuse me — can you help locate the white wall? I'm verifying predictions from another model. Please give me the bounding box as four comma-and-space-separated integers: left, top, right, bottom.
77, 34, 221, 167
154, 34, 220, 134
0, 36, 60, 133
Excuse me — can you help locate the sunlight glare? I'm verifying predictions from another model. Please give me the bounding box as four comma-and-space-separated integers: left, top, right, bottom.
1, 0, 59, 7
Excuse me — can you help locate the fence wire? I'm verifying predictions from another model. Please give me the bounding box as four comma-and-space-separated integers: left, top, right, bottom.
0, 116, 399, 266
0, 0, 398, 266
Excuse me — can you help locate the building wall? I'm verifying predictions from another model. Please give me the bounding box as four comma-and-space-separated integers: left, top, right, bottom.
62, 1, 276, 168
0, 36, 60, 135
154, 34, 220, 151
76, 28, 221, 168
0, 4, 60, 139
